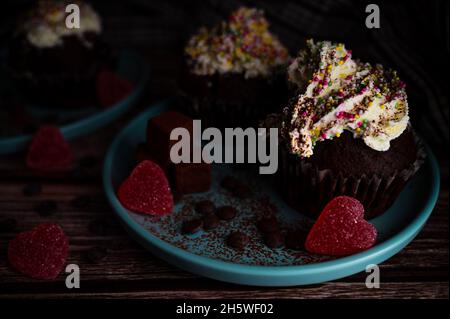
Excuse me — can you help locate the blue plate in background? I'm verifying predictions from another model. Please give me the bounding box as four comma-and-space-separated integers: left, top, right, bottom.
0, 49, 148, 154
103, 99, 440, 286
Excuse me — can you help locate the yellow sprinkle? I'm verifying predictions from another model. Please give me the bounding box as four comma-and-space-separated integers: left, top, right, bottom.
355, 114, 360, 119
356, 127, 361, 133
319, 84, 323, 88
308, 79, 312, 83
335, 132, 341, 138
338, 60, 344, 65
380, 104, 385, 109
368, 101, 373, 107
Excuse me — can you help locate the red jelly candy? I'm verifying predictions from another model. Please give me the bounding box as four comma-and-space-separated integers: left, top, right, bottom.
305, 196, 377, 256
8, 223, 69, 280
118, 160, 174, 215
96, 70, 134, 108
26, 126, 74, 171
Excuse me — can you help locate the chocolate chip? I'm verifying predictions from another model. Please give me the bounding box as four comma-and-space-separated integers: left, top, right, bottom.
264, 231, 285, 248
22, 182, 42, 197
84, 246, 108, 264
182, 219, 203, 234
257, 216, 279, 234
285, 230, 308, 250
202, 214, 220, 230
70, 195, 92, 209
195, 200, 215, 215
89, 218, 115, 235
0, 218, 17, 233
216, 206, 237, 220
227, 232, 250, 250
220, 176, 238, 190
34, 200, 58, 217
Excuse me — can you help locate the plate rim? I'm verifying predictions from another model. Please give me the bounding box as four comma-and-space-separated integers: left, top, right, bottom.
0, 49, 149, 154
102, 99, 440, 282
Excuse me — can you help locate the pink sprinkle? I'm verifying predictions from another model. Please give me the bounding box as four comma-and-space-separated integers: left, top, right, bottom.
347, 50, 353, 55
345, 75, 353, 81
357, 121, 362, 127
399, 81, 406, 88
321, 133, 327, 139
338, 91, 345, 97
313, 76, 319, 82
344, 55, 350, 61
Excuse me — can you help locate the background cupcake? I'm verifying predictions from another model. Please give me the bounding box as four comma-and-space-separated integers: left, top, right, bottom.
7, 0, 112, 107
180, 7, 290, 128
273, 40, 425, 219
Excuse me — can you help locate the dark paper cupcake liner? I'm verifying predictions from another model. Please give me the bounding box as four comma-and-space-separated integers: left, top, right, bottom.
277, 130, 426, 219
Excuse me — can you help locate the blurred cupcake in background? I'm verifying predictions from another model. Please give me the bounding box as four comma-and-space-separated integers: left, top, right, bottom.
267, 40, 425, 219
7, 0, 112, 107
180, 7, 290, 128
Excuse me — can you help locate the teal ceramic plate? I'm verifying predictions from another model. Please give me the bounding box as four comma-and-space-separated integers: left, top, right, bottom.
103, 99, 440, 286
0, 50, 148, 154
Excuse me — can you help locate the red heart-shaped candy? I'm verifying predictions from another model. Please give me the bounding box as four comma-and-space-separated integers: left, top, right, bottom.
305, 196, 377, 256
8, 223, 69, 280
118, 160, 173, 215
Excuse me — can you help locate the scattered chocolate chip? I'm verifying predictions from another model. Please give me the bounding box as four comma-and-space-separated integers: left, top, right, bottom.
202, 214, 220, 231
0, 218, 17, 233
227, 232, 250, 250
195, 200, 215, 215
89, 218, 115, 235
285, 230, 308, 250
216, 206, 237, 220
182, 219, 203, 234
220, 176, 238, 190
84, 246, 108, 264
257, 216, 279, 234
34, 200, 58, 217
264, 231, 285, 248
78, 155, 98, 168
22, 182, 42, 197
232, 183, 252, 199
70, 195, 92, 209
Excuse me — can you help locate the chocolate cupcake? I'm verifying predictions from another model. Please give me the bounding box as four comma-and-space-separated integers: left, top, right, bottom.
270, 40, 425, 219
180, 7, 290, 128
7, 0, 111, 107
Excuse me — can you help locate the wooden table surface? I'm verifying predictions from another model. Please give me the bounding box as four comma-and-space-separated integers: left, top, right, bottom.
0, 50, 448, 299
